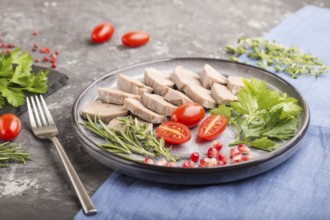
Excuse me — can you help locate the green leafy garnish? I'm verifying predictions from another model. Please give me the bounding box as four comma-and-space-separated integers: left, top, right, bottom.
0, 142, 31, 168
211, 78, 303, 151
82, 115, 176, 162
0, 49, 49, 108
226, 37, 328, 78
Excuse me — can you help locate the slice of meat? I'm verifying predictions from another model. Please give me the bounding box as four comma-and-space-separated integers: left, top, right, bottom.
172, 66, 201, 90
108, 117, 153, 133
81, 101, 128, 123
142, 93, 177, 116
183, 85, 216, 108
124, 98, 166, 123
98, 87, 141, 105
163, 88, 193, 106
117, 74, 153, 95
227, 76, 245, 95
211, 83, 238, 105
144, 68, 174, 96
200, 64, 227, 89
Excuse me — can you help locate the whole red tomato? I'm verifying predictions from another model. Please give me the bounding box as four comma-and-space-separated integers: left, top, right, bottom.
171, 103, 205, 128
122, 31, 150, 47
0, 114, 21, 141
91, 22, 115, 44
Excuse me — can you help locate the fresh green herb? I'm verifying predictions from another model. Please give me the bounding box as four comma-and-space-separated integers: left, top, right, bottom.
82, 115, 176, 162
226, 37, 328, 78
211, 78, 303, 151
0, 142, 31, 168
0, 48, 49, 108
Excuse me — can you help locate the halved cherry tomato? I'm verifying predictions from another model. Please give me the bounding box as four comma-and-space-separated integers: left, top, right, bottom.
155, 121, 191, 145
91, 22, 115, 44
198, 115, 228, 141
122, 31, 150, 47
0, 114, 21, 141
171, 103, 205, 128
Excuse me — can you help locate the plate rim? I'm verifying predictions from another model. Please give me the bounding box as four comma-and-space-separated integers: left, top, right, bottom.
71, 57, 310, 174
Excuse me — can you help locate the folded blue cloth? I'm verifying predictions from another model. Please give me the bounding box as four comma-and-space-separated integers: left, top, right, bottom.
75, 5, 330, 220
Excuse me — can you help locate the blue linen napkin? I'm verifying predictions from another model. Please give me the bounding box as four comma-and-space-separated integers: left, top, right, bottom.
75, 5, 330, 220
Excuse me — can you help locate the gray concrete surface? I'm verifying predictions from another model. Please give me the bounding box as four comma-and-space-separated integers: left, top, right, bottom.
0, 0, 329, 219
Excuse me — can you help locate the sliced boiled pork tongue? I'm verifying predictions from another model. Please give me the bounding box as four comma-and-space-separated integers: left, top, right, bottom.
144, 68, 174, 96
117, 73, 153, 96
98, 87, 141, 105
81, 101, 128, 123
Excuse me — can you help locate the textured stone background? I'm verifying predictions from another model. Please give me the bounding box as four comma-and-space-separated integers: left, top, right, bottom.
0, 0, 329, 219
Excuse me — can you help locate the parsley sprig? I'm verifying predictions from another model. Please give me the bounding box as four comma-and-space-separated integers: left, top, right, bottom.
211, 78, 303, 151
82, 115, 176, 162
226, 37, 328, 78
0, 48, 49, 108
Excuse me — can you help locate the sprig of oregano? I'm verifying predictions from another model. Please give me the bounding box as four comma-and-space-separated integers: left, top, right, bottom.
0, 142, 31, 168
226, 37, 328, 78
82, 115, 176, 162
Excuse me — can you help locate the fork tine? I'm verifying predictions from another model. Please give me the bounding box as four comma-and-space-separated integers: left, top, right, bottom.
26, 97, 37, 128
39, 95, 55, 125
30, 96, 42, 127
35, 96, 48, 126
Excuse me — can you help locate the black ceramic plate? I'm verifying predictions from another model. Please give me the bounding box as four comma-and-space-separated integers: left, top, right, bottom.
72, 58, 309, 185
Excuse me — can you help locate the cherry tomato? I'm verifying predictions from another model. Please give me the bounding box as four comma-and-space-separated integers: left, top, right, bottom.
155, 121, 191, 145
198, 115, 228, 141
122, 31, 150, 47
0, 114, 21, 141
91, 22, 115, 44
171, 103, 205, 128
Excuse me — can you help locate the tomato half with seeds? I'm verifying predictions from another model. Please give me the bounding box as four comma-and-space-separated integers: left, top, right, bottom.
122, 31, 150, 47
198, 115, 228, 141
0, 114, 21, 141
155, 121, 191, 145
91, 22, 115, 44
170, 103, 205, 128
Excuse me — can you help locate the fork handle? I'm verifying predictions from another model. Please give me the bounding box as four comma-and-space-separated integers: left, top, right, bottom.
50, 137, 97, 215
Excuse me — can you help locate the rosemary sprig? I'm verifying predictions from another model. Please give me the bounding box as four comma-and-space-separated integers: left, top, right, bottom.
226, 37, 328, 78
82, 115, 176, 162
0, 142, 31, 168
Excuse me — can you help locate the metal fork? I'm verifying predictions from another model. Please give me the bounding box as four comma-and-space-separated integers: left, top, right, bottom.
26, 95, 97, 215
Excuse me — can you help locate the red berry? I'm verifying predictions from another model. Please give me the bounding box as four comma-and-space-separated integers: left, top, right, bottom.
190, 152, 199, 162
238, 144, 251, 154
5, 49, 11, 54
242, 154, 253, 161
200, 157, 217, 167
156, 158, 168, 166
1, 43, 6, 48
33, 30, 39, 36
43, 56, 49, 62
218, 160, 228, 166
207, 147, 218, 158
230, 148, 241, 157
217, 153, 228, 162
231, 154, 243, 163
51, 63, 57, 68
35, 58, 40, 63
200, 158, 209, 167
212, 140, 223, 151
50, 57, 56, 63
144, 157, 154, 164
166, 162, 177, 167
40, 47, 51, 54
182, 160, 198, 168
55, 49, 60, 55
